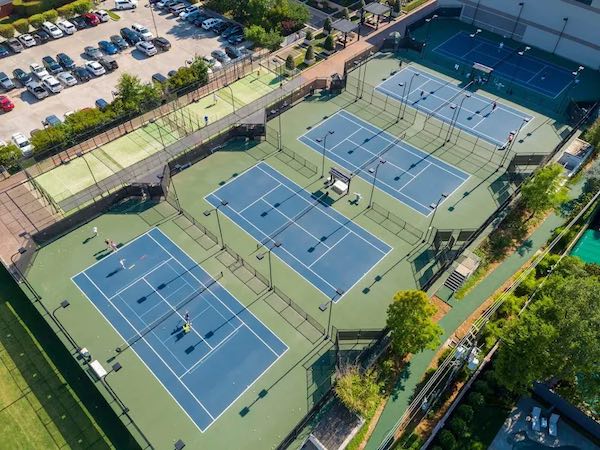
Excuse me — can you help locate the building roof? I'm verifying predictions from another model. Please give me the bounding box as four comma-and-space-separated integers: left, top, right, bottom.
363, 2, 390, 15
332, 18, 359, 34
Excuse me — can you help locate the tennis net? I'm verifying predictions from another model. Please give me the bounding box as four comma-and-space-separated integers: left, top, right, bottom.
425, 80, 475, 120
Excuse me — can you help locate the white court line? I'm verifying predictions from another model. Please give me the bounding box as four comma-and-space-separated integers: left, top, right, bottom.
308, 231, 351, 268
81, 271, 217, 421
255, 164, 391, 254
339, 111, 469, 181
146, 232, 282, 358
394, 161, 432, 192
238, 198, 332, 251
238, 184, 282, 214
138, 280, 195, 320
178, 324, 245, 379
142, 278, 214, 350
108, 258, 174, 300
346, 137, 416, 180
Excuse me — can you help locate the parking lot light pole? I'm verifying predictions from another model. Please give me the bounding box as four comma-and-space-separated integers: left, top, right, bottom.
316, 130, 335, 178
256, 241, 282, 290
203, 199, 228, 249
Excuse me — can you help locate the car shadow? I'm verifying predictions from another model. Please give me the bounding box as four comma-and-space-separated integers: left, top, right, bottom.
18, 90, 43, 105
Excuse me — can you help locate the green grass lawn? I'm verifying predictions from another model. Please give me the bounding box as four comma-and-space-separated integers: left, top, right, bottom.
0, 268, 120, 449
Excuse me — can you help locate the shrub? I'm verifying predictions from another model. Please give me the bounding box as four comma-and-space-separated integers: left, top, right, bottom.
334, 367, 382, 416
468, 391, 485, 407
324, 34, 335, 51
57, 3, 75, 17
342, 7, 349, 19
305, 29, 313, 40
0, 24, 15, 39
28, 13, 45, 28
449, 417, 469, 437
305, 45, 314, 62
473, 380, 492, 398
0, 143, 22, 168
285, 54, 296, 71
12, 18, 30, 34
324, 17, 332, 34
12, 0, 45, 17
456, 404, 473, 421
42, 9, 59, 22
73, 0, 93, 14
438, 430, 456, 450
30, 126, 69, 153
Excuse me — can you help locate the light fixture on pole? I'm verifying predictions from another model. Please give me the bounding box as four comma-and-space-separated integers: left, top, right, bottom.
368, 159, 386, 207
256, 241, 282, 290
203, 200, 229, 249
316, 130, 335, 178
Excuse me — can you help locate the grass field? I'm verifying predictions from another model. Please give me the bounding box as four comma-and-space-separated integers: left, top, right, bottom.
0, 268, 114, 449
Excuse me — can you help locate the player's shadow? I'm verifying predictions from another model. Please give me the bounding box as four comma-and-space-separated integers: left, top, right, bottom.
82, 235, 97, 245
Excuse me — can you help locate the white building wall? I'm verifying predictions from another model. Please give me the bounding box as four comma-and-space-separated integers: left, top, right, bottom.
436, 0, 600, 69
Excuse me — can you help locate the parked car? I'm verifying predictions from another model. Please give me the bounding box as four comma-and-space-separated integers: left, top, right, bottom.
71, 16, 88, 30
30, 63, 49, 80
224, 45, 243, 59
26, 81, 49, 100
6, 38, 24, 53
18, 34, 37, 48
202, 18, 221, 31
179, 5, 198, 19
73, 66, 92, 82
222, 24, 242, 38
95, 98, 109, 110
95, 10, 110, 22
32, 30, 51, 44
203, 55, 222, 70
110, 35, 129, 50
152, 72, 168, 84
57, 52, 76, 70
191, 14, 209, 27
85, 61, 106, 76
169, 3, 186, 15
12, 68, 32, 86
42, 56, 62, 74
98, 56, 118, 72
211, 49, 230, 64
42, 21, 64, 39
131, 23, 153, 41
83, 12, 100, 26
0, 72, 15, 91
84, 46, 103, 60
152, 36, 171, 51
183, 9, 202, 22
167, 69, 177, 77
135, 41, 157, 57
98, 40, 118, 55
41, 75, 63, 94
120, 27, 141, 45
0, 95, 14, 112
57, 71, 78, 87
56, 19, 76, 35
114, 0, 137, 10
42, 114, 62, 127
11, 133, 34, 157
212, 21, 229, 34
157, 0, 178, 9
0, 44, 9, 58
227, 33, 244, 44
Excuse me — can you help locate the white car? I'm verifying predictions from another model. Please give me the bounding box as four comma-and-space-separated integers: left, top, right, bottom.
56, 19, 76, 35
114, 0, 137, 10
57, 71, 78, 87
179, 6, 198, 20
11, 133, 33, 157
41, 21, 64, 39
201, 18, 221, 31
95, 10, 110, 22
18, 34, 36, 47
85, 61, 106, 76
30, 63, 49, 80
135, 41, 157, 56
41, 75, 63, 94
131, 23, 153, 41
203, 55, 222, 71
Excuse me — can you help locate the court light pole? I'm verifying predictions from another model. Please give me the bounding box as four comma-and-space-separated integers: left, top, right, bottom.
559, 65, 584, 113
224, 83, 236, 113
203, 199, 229, 250
256, 241, 282, 290
508, 46, 530, 95
316, 130, 335, 178
445, 93, 471, 143
368, 159, 386, 208
51, 300, 80, 353
102, 362, 129, 414
510, 2, 525, 39
319, 288, 344, 341
402, 72, 420, 119
552, 17, 568, 55
423, 192, 448, 243
395, 82, 407, 122
421, 14, 438, 58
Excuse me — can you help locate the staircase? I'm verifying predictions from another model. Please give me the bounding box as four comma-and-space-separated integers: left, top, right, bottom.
444, 269, 467, 292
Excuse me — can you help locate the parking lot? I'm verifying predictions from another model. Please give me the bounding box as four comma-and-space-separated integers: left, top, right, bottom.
0, 0, 238, 141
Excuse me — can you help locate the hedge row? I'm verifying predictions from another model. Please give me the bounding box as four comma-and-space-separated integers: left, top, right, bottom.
11, 0, 73, 18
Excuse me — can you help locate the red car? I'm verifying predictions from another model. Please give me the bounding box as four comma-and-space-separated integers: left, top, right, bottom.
83, 12, 100, 26
0, 96, 14, 112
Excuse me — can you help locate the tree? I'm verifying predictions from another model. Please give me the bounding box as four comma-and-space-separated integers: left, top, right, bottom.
342, 7, 350, 19
73, 0, 93, 15
324, 17, 332, 34
12, 19, 29, 34
449, 417, 469, 437
30, 126, 68, 153
334, 366, 382, 416
520, 163, 567, 218
0, 24, 14, 39
495, 275, 600, 397
324, 34, 335, 51
583, 117, 600, 148
28, 14, 45, 29
456, 404, 473, 422
467, 391, 484, 407
43, 9, 59, 22
305, 29, 313, 41
285, 54, 295, 71
437, 430, 456, 450
0, 143, 21, 168
112, 73, 162, 113
245, 24, 283, 50
386, 290, 443, 358
305, 45, 314, 63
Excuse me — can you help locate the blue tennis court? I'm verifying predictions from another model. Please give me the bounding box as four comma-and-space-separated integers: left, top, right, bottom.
376, 67, 533, 147
433, 31, 575, 98
299, 110, 469, 215
205, 162, 391, 300
72, 228, 287, 432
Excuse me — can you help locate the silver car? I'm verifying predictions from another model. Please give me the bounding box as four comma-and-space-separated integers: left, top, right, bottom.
57, 71, 78, 87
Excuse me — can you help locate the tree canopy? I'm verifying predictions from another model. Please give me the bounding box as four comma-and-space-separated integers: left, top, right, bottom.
386, 290, 443, 357
334, 366, 382, 416
520, 163, 567, 217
